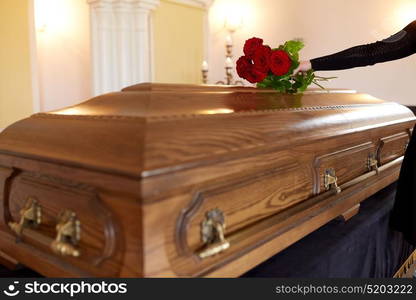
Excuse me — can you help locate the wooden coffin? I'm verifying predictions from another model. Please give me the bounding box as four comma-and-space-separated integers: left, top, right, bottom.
0, 83, 414, 277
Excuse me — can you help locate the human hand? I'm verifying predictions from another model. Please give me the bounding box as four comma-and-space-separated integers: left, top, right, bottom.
292, 60, 312, 75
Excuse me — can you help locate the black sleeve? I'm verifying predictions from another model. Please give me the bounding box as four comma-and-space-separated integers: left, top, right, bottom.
311, 20, 416, 71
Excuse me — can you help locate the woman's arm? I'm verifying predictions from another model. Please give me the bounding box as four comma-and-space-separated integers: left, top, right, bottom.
296, 20, 416, 72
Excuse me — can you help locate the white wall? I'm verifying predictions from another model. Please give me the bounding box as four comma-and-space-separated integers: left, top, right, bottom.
35, 0, 91, 112
208, 0, 416, 105
33, 0, 416, 109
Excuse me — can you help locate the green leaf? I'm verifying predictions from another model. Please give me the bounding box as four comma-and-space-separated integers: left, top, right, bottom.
283, 40, 304, 52
283, 40, 304, 62
256, 82, 267, 89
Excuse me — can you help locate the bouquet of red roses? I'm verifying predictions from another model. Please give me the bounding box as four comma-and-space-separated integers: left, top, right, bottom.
236, 37, 333, 93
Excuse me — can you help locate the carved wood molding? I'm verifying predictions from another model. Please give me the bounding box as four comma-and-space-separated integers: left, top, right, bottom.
32, 103, 394, 122
0, 166, 17, 229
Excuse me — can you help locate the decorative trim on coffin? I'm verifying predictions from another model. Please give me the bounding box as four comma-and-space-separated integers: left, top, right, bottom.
394, 249, 416, 278
31, 103, 398, 122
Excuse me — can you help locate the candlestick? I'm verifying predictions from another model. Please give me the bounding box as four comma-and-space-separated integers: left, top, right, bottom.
202, 60, 208, 71
226, 35, 233, 46
201, 61, 208, 84
225, 57, 233, 68
202, 32, 244, 86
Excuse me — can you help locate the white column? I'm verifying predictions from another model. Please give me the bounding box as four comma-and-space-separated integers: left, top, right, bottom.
87, 0, 160, 95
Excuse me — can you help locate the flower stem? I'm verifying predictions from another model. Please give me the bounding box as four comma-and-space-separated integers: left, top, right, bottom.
312, 80, 326, 90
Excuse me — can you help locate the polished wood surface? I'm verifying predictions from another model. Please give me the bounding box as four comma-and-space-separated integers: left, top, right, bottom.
341, 204, 361, 221
0, 250, 19, 270
0, 83, 414, 277
394, 249, 416, 278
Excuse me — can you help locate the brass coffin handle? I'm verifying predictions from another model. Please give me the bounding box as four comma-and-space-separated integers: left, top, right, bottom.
50, 210, 81, 258
324, 168, 341, 194
367, 153, 379, 174
198, 208, 230, 259
8, 197, 42, 238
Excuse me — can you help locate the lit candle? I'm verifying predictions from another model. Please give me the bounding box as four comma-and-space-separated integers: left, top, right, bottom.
226, 35, 233, 46
225, 57, 233, 68
202, 60, 208, 71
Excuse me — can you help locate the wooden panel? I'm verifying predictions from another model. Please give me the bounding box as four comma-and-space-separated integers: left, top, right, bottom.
4, 172, 122, 276
378, 132, 410, 165
314, 142, 376, 194
179, 160, 312, 254
0, 154, 143, 277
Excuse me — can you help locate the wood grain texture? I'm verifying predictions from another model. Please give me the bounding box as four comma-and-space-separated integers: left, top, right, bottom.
377, 131, 410, 165
0, 249, 19, 270
0, 83, 414, 277
341, 204, 361, 221
8, 172, 118, 269
314, 142, 375, 194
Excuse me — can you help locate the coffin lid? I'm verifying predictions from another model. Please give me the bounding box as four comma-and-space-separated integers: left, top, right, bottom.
0, 83, 414, 178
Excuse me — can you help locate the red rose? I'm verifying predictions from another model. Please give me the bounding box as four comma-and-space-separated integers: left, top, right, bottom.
269, 50, 292, 76
243, 37, 263, 58
253, 45, 271, 73
236, 56, 252, 78
244, 68, 268, 83
236, 55, 267, 83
